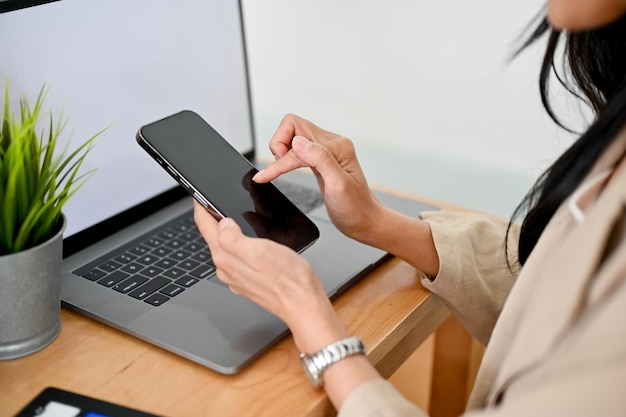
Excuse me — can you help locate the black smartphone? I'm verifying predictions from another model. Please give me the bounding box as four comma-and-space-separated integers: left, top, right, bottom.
136, 110, 319, 253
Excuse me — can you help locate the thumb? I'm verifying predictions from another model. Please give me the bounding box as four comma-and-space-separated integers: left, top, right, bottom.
218, 217, 239, 232
217, 217, 244, 248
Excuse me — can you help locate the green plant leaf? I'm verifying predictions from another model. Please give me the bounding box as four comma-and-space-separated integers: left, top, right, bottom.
0, 82, 105, 254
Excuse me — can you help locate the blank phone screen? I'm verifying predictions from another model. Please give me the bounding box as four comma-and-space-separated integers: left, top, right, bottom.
137, 110, 319, 253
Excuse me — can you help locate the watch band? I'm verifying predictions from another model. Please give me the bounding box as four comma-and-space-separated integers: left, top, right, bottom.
299, 336, 366, 388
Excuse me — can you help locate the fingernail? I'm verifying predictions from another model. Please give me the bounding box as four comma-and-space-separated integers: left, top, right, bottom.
292, 135, 312, 153
252, 169, 264, 182
218, 218, 234, 231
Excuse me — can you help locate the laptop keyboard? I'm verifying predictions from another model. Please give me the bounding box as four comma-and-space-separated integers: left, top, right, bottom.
73, 212, 215, 307
73, 181, 324, 307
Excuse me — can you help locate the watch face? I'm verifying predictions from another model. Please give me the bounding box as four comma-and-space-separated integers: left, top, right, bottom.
300, 355, 322, 388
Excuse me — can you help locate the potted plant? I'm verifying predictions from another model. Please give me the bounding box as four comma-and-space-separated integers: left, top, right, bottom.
0, 82, 103, 359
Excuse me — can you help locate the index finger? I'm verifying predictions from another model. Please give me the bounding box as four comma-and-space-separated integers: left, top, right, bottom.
268, 114, 337, 158
267, 114, 307, 159
253, 148, 305, 183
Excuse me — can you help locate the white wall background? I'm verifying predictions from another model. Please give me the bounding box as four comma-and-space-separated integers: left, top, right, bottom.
241, 0, 580, 219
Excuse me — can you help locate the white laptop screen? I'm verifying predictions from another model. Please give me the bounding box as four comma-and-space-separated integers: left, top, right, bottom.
0, 0, 254, 239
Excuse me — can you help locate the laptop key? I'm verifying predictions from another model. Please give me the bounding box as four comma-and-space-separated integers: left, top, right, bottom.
136, 254, 159, 265
189, 264, 215, 279
82, 268, 107, 281
144, 293, 170, 306
174, 276, 199, 287
143, 236, 165, 247
159, 230, 176, 240
192, 251, 211, 263
170, 250, 191, 261
155, 258, 177, 269
113, 276, 149, 293
178, 259, 200, 271
129, 276, 171, 300
139, 266, 164, 278
97, 271, 130, 287
128, 244, 150, 256
179, 232, 196, 242
163, 267, 186, 279
160, 283, 185, 297
183, 241, 205, 252
165, 239, 185, 249
114, 253, 136, 264
170, 222, 192, 233
151, 246, 172, 257
121, 262, 143, 274
99, 260, 121, 272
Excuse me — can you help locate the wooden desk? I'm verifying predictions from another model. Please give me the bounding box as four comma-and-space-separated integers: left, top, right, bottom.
1, 192, 472, 417
0, 187, 471, 417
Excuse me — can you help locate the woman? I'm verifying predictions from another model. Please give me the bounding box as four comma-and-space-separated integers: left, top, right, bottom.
194, 1, 626, 415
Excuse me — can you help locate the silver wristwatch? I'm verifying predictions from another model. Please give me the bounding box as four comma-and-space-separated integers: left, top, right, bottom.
299, 336, 366, 389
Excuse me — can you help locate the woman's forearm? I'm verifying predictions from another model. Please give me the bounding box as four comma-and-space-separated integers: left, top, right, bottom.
355, 206, 440, 278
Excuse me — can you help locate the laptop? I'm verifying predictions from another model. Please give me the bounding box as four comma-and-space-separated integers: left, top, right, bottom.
0, 0, 438, 374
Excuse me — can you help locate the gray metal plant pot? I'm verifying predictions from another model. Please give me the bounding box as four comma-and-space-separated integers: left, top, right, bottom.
0, 215, 66, 359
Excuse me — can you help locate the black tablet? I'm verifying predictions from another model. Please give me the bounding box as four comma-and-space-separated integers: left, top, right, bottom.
15, 387, 160, 417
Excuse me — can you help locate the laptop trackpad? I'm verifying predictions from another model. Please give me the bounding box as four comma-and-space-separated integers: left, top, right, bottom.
301, 219, 386, 298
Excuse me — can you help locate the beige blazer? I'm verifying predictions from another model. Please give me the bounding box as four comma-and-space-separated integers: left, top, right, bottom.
339, 130, 626, 416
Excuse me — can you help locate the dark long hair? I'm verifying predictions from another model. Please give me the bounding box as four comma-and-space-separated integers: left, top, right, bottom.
509, 12, 626, 266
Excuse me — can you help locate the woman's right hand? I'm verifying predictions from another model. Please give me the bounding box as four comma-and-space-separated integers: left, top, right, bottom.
253, 114, 385, 243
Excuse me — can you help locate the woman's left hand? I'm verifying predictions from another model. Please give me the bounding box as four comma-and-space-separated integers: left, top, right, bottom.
193, 201, 349, 353
194, 201, 382, 408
